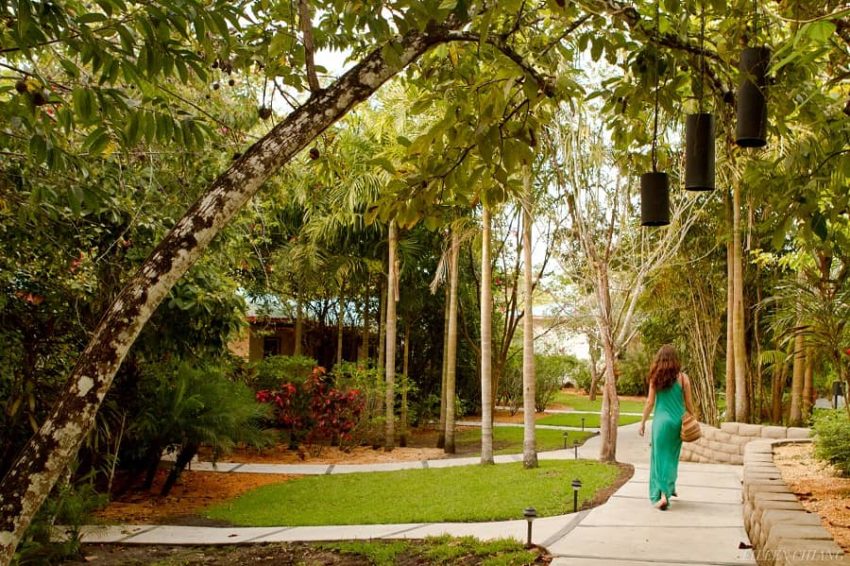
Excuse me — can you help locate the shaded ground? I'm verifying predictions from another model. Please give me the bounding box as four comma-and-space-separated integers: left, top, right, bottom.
774, 443, 850, 551
94, 469, 297, 525
68, 538, 550, 565
198, 443, 445, 465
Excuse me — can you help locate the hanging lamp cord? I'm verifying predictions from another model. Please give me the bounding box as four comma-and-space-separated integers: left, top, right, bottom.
651, 0, 660, 172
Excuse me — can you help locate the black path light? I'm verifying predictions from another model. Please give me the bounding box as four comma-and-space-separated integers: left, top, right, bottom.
523, 507, 537, 548
685, 3, 716, 191
736, 1, 770, 148
573, 439, 580, 460
572, 478, 583, 513
641, 1, 670, 227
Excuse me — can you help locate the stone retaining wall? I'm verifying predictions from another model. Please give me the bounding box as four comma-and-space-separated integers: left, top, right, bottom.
680, 422, 810, 465
743, 439, 850, 566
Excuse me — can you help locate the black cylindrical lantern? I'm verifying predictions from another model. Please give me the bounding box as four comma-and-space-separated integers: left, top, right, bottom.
685, 113, 715, 191
640, 172, 670, 227
735, 46, 770, 148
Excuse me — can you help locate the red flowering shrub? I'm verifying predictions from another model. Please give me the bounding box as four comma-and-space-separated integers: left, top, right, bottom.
255, 367, 364, 449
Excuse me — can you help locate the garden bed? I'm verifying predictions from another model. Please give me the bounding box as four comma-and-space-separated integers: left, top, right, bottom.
67, 536, 550, 565
773, 443, 850, 552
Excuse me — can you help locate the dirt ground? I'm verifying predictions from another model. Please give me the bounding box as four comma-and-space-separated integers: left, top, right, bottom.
68, 541, 551, 565
94, 469, 297, 525
198, 442, 447, 465
774, 443, 850, 551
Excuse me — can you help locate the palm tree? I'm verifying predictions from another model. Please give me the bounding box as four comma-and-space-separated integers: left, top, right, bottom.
480, 204, 495, 465
521, 165, 538, 469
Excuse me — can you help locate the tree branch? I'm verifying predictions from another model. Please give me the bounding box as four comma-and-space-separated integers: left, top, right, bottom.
299, 0, 321, 93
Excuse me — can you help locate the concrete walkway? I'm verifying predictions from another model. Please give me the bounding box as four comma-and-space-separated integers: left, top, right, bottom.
81, 423, 754, 565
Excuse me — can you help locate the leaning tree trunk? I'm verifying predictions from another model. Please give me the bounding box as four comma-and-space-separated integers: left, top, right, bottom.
732, 181, 749, 422
0, 24, 459, 562
385, 220, 398, 451
444, 229, 461, 454
480, 205, 494, 465
521, 168, 538, 469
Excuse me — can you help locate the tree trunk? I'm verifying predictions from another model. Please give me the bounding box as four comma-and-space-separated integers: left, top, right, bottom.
732, 181, 749, 422
437, 284, 449, 449
444, 229, 460, 454
802, 347, 813, 422
336, 291, 345, 368
376, 278, 387, 420
480, 206, 494, 465
789, 329, 805, 427
359, 291, 369, 362
160, 441, 199, 497
400, 321, 410, 447
596, 268, 619, 463
521, 168, 538, 469
385, 221, 398, 451
725, 204, 736, 422
771, 357, 785, 424
294, 288, 304, 357
0, 25, 457, 559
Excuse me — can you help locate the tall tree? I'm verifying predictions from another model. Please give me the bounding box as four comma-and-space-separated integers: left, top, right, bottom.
385, 220, 399, 450
480, 205, 495, 465
521, 166, 538, 469
444, 229, 461, 454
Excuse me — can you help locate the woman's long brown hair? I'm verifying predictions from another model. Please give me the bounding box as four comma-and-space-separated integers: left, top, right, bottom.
649, 344, 681, 391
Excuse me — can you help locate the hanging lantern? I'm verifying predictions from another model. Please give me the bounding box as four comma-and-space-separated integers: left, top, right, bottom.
640, 172, 670, 227
685, 113, 715, 191
735, 46, 770, 148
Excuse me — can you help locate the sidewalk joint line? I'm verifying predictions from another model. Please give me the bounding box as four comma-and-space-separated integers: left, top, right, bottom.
421, 460, 429, 469
117, 526, 158, 543
540, 509, 590, 547
325, 464, 335, 475
228, 463, 244, 473
241, 527, 293, 543
611, 495, 741, 506
384, 524, 428, 537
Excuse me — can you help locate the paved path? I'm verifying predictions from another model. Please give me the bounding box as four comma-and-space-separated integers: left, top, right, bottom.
81, 423, 754, 565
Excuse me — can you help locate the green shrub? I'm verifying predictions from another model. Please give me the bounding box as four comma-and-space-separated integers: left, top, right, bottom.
813, 410, 850, 476
617, 348, 651, 396
252, 355, 317, 391
498, 352, 588, 413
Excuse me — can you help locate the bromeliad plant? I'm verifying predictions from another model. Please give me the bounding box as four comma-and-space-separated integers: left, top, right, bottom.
256, 367, 364, 452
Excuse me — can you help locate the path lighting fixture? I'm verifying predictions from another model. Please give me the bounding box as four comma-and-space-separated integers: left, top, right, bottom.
573, 439, 580, 460
523, 507, 538, 548
581, 416, 585, 431
563, 432, 569, 450
572, 479, 583, 513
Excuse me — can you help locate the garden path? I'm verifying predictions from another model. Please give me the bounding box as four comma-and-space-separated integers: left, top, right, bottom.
77, 423, 755, 565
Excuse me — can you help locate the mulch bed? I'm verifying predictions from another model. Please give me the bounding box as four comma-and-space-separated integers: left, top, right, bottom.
774, 443, 850, 552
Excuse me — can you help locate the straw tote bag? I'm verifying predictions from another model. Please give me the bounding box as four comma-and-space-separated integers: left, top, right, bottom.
681, 412, 701, 442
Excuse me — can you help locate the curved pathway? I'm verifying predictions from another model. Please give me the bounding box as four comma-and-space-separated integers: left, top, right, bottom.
78, 423, 755, 565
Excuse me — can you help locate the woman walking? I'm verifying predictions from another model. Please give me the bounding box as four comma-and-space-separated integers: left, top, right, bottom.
638, 344, 697, 510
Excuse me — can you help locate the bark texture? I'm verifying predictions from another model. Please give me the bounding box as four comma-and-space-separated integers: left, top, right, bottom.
480, 206, 494, 465
732, 181, 749, 422
444, 230, 460, 454
0, 25, 455, 563
521, 169, 538, 469
384, 220, 398, 450
725, 237, 736, 422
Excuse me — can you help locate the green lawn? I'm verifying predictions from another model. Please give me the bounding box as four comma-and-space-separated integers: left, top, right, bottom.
551, 391, 646, 413
321, 536, 540, 566
536, 413, 642, 428
453, 426, 595, 454
206, 459, 621, 526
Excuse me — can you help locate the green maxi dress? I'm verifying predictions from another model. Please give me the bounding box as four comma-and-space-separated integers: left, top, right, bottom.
650, 380, 685, 504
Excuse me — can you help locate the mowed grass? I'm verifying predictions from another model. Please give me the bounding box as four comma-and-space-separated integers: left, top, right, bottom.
453, 426, 596, 454
552, 390, 646, 413
536, 413, 642, 428
206, 459, 621, 526
321, 536, 539, 566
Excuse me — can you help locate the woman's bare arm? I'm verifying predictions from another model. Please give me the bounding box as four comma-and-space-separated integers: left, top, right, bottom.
681, 373, 697, 416
639, 382, 656, 436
